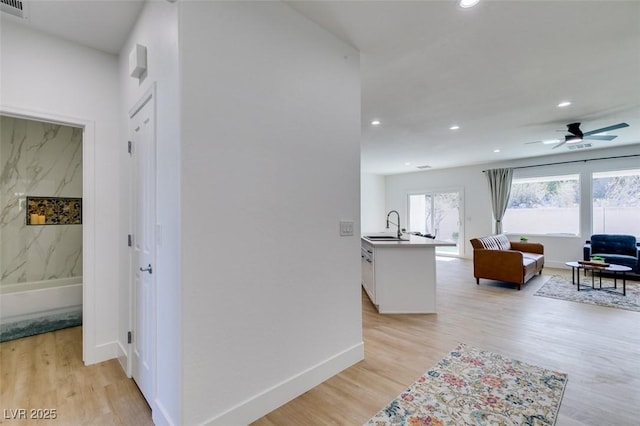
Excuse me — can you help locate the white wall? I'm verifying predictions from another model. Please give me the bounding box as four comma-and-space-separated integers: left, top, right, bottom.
179, 2, 362, 424
119, 1, 181, 425
361, 173, 386, 233
383, 144, 640, 267
0, 19, 122, 364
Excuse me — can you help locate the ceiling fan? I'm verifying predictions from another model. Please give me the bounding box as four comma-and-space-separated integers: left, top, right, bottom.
551, 122, 629, 149
526, 122, 629, 149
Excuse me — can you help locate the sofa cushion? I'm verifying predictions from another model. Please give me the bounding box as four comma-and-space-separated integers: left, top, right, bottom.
591, 234, 637, 256
523, 253, 544, 270
474, 234, 511, 250
523, 256, 538, 276
591, 253, 637, 270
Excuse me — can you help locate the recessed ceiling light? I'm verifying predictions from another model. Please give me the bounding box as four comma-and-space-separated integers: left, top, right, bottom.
449, 125, 460, 130
493, 149, 500, 153
459, 0, 480, 8
371, 120, 381, 125
404, 162, 411, 166
557, 101, 571, 108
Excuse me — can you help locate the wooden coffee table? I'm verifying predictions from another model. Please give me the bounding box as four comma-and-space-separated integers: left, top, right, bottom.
565, 261, 632, 295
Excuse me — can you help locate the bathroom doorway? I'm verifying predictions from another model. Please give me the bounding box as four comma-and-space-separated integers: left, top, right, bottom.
0, 106, 96, 364
0, 115, 83, 342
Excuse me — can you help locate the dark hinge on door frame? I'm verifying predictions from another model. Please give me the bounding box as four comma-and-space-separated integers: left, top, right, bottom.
128, 140, 132, 154
128, 331, 132, 344
128, 234, 132, 247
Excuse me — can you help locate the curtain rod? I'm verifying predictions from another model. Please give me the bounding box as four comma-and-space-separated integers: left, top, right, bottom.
482, 153, 640, 173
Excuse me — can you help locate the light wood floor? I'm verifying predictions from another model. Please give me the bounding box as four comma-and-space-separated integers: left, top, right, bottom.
0, 326, 152, 426
1, 259, 638, 425
253, 259, 640, 426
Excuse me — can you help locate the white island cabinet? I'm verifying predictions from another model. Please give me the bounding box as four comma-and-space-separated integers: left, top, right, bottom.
361, 234, 455, 314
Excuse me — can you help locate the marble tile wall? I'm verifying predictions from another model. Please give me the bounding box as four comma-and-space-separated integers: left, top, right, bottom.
0, 116, 83, 285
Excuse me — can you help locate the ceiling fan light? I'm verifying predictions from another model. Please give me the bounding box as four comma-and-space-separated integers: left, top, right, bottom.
459, 0, 480, 8
566, 136, 582, 144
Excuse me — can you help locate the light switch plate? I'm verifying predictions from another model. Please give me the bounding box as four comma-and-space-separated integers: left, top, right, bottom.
340, 220, 354, 236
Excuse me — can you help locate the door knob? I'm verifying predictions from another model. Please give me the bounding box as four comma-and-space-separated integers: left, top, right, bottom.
139, 264, 152, 274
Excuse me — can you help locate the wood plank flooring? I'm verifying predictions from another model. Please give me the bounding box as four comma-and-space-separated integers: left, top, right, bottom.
253, 259, 640, 426
1, 258, 638, 425
0, 326, 152, 426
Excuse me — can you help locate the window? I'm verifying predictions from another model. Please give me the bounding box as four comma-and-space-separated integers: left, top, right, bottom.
592, 169, 640, 238
502, 174, 580, 235
408, 191, 462, 255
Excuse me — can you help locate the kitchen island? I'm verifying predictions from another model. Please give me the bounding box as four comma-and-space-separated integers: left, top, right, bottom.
361, 234, 456, 314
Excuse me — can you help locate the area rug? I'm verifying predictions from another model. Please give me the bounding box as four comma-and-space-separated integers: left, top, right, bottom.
534, 275, 640, 312
0, 309, 82, 342
364, 343, 567, 426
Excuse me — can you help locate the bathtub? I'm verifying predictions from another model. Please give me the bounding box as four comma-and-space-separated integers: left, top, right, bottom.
1, 276, 82, 324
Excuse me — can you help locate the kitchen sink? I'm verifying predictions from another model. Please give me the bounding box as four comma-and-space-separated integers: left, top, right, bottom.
365, 235, 408, 241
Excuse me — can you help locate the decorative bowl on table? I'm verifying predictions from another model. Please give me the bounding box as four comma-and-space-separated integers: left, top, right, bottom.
578, 257, 610, 268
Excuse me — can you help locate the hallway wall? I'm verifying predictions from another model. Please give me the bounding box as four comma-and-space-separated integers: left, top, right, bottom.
0, 19, 123, 364
179, 2, 363, 424
119, 1, 181, 423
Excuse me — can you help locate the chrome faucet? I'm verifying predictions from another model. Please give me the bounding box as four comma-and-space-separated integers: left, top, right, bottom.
386, 210, 402, 239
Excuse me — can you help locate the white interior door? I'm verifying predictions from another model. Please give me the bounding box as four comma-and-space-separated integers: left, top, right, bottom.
129, 88, 156, 410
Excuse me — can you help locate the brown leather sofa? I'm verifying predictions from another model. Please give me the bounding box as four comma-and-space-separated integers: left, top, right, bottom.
469, 234, 544, 290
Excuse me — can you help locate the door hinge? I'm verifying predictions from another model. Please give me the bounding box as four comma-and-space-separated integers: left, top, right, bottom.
128, 331, 132, 344
128, 140, 133, 154
128, 234, 133, 247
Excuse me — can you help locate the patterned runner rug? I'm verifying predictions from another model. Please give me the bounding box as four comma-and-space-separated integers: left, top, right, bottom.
364, 343, 567, 426
535, 275, 640, 312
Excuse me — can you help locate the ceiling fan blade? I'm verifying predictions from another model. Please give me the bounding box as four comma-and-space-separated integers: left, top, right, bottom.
583, 122, 629, 136
584, 135, 617, 141
552, 140, 566, 149
566, 122, 582, 137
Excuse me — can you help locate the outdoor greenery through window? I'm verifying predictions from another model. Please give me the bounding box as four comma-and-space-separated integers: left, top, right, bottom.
502, 174, 580, 235
592, 169, 640, 238
408, 191, 461, 255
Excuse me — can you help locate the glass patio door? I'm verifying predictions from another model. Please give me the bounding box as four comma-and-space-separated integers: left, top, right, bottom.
409, 191, 462, 255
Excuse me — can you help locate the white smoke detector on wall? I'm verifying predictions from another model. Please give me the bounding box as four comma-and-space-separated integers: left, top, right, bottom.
129, 43, 147, 79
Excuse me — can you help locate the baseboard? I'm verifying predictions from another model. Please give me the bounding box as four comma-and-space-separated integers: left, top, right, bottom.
203, 341, 365, 426
544, 261, 568, 269
84, 340, 118, 365
116, 340, 129, 376
153, 399, 178, 426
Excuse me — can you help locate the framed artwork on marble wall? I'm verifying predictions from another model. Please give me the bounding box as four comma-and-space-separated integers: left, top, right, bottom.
26, 196, 82, 226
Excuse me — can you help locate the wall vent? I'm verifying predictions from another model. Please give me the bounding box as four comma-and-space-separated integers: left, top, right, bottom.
567, 143, 592, 150
416, 165, 432, 169
1, 0, 28, 19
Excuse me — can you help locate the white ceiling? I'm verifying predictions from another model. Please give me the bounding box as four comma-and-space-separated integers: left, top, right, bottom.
5, 1, 640, 175
288, 0, 640, 174
2, 0, 145, 55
